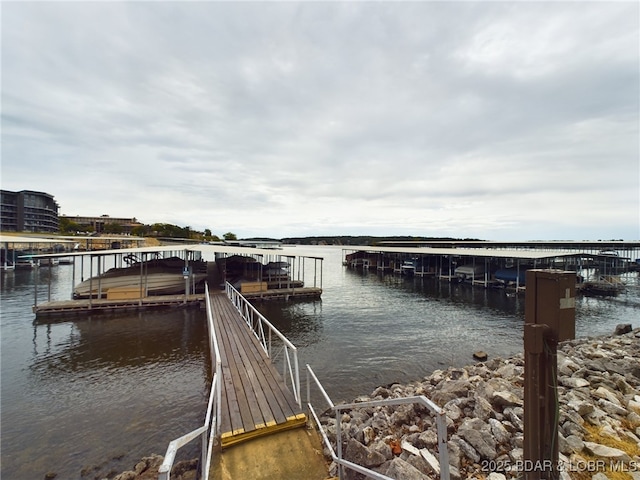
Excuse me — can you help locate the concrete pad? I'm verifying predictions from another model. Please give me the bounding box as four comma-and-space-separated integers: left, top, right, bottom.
212, 426, 333, 480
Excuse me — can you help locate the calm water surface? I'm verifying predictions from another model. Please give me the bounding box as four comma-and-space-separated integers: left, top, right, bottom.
1, 245, 638, 479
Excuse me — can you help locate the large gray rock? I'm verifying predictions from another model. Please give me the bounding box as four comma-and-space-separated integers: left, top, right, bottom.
447, 439, 462, 469
474, 395, 494, 421
488, 418, 511, 445
594, 386, 622, 405
370, 440, 394, 461
503, 407, 524, 431
344, 438, 387, 468
597, 398, 629, 416
457, 427, 497, 460
417, 429, 438, 449
443, 400, 463, 421
492, 390, 523, 408
558, 355, 581, 376
390, 405, 414, 427
583, 441, 632, 462
379, 457, 431, 480
454, 436, 481, 463
564, 434, 585, 454
432, 379, 472, 405
560, 377, 590, 388
614, 324, 632, 335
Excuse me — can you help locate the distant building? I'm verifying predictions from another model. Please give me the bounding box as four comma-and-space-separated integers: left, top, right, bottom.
0, 189, 60, 233
61, 214, 143, 234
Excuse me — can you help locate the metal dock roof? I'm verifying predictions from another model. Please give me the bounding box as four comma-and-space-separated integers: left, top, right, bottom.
344, 245, 600, 260
12, 242, 321, 260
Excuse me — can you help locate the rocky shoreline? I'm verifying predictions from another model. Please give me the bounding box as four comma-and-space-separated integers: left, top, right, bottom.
90, 326, 639, 480
318, 325, 640, 480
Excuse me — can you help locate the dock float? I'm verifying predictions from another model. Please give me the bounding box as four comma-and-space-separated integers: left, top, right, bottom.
33, 294, 203, 319
209, 292, 306, 448
241, 286, 322, 302
32, 287, 321, 319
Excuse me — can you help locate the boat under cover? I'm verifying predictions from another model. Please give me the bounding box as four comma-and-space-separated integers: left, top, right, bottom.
454, 264, 486, 280
73, 257, 207, 299
494, 268, 527, 285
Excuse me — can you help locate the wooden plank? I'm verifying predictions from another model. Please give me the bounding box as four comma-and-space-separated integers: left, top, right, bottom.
226, 306, 298, 420
213, 295, 269, 435
220, 302, 288, 427
208, 292, 306, 447
224, 314, 268, 432
225, 318, 278, 427
215, 296, 279, 423
213, 299, 254, 438
213, 308, 244, 437
221, 297, 302, 416
214, 300, 249, 434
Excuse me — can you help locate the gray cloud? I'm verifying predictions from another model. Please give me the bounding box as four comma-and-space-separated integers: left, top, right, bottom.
1, 1, 638, 239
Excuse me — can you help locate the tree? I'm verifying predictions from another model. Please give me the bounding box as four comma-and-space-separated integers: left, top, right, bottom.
223, 232, 237, 241
132, 224, 151, 237
103, 223, 124, 234
59, 217, 80, 234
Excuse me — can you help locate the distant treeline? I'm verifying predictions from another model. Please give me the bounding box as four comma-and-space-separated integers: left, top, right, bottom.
58, 217, 480, 245
280, 236, 482, 246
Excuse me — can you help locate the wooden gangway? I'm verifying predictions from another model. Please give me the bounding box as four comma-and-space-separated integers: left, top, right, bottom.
208, 291, 306, 448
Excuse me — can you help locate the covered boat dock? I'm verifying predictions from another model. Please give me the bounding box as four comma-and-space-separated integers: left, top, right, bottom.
25, 243, 324, 319
343, 243, 639, 293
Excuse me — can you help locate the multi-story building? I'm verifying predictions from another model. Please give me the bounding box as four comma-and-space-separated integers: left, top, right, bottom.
0, 190, 59, 233
60, 214, 143, 234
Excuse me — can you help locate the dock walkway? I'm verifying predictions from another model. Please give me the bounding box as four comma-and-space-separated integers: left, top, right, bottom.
209, 292, 306, 447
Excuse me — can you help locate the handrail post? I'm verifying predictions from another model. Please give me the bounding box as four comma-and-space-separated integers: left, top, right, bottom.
200, 430, 207, 477
306, 367, 310, 408
436, 410, 451, 480
294, 350, 301, 407
216, 364, 222, 436
336, 408, 343, 480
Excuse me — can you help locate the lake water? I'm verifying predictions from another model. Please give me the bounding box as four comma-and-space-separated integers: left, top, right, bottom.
1, 245, 638, 479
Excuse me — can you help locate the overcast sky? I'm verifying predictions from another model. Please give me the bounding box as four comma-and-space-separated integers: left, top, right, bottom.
2, 1, 638, 240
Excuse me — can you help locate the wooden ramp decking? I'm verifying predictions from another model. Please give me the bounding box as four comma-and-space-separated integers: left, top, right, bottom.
209, 292, 306, 448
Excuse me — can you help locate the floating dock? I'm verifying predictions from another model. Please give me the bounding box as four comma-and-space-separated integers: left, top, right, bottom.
33, 294, 204, 319
33, 286, 322, 319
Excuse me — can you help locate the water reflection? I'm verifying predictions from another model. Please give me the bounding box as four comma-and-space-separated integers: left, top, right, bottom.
255, 300, 325, 347
1, 246, 638, 479
30, 309, 209, 377
3, 304, 209, 480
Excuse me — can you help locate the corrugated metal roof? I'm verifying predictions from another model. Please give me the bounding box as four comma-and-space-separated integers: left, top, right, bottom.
344, 245, 588, 260
15, 243, 317, 259
0, 234, 75, 244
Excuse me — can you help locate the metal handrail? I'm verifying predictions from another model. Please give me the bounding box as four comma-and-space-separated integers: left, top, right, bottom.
306, 364, 450, 480
225, 282, 301, 407
158, 283, 222, 480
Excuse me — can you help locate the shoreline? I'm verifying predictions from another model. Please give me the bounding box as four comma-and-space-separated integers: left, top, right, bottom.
98, 326, 639, 480
318, 325, 640, 480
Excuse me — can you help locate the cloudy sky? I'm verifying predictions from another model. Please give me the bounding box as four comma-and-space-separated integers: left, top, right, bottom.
2, 2, 638, 240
